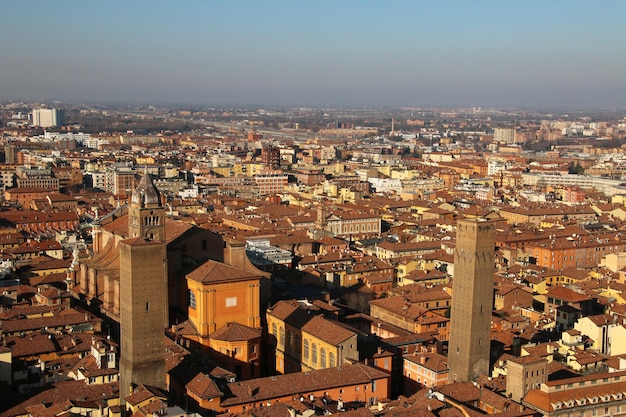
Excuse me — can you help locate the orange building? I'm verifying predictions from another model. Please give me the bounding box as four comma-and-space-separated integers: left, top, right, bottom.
186, 362, 390, 414
4, 187, 52, 208
184, 258, 268, 380
525, 234, 626, 269
403, 352, 449, 394
186, 260, 265, 337
208, 322, 262, 380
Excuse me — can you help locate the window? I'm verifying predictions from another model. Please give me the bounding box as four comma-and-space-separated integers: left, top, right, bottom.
304, 339, 309, 360
188, 290, 196, 309
329, 352, 336, 367
279, 326, 285, 348
272, 323, 277, 336
312, 343, 318, 364
320, 348, 326, 368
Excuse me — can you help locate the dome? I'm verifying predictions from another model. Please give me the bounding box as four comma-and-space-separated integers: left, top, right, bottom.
131, 172, 161, 207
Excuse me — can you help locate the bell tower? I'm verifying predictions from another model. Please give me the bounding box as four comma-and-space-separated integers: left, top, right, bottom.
128, 170, 164, 241
119, 171, 168, 401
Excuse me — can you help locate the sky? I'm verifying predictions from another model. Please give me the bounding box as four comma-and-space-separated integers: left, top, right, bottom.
1, 1, 625, 108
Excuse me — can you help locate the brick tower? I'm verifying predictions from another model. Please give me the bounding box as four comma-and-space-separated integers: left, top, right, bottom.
119, 172, 168, 399
448, 218, 495, 382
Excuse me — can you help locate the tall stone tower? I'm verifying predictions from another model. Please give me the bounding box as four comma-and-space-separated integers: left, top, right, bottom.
119, 172, 168, 399
448, 218, 495, 382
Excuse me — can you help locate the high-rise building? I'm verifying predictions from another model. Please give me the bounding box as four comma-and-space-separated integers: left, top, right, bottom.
119, 172, 168, 400
448, 218, 495, 382
261, 145, 281, 168
4, 143, 17, 164
32, 108, 65, 128
493, 128, 516, 144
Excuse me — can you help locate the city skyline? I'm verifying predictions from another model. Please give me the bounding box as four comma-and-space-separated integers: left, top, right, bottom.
1, 1, 625, 108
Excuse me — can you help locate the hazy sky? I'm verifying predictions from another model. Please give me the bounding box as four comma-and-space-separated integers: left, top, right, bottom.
1, 1, 625, 108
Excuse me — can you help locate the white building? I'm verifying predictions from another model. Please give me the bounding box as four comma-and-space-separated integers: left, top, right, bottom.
85, 171, 106, 190
32, 108, 65, 128
493, 128, 515, 144
368, 178, 403, 194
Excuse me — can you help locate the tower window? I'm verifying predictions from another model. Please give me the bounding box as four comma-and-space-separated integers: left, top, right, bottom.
146, 302, 149, 311
188, 290, 196, 309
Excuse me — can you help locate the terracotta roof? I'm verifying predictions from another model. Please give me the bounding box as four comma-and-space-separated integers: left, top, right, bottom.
186, 259, 263, 284
266, 299, 324, 330
125, 384, 168, 406
0, 308, 97, 335
210, 322, 262, 342
185, 372, 224, 399
300, 315, 356, 345
220, 363, 389, 406
523, 371, 626, 413
0, 380, 118, 417
545, 286, 591, 303
404, 352, 449, 373
370, 296, 430, 321
101, 214, 193, 244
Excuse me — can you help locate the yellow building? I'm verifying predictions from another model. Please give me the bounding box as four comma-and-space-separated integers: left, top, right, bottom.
394, 259, 420, 286
300, 315, 358, 372
266, 300, 358, 374
186, 260, 265, 338
185, 259, 267, 380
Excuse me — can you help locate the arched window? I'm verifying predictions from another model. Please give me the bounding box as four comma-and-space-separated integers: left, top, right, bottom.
188, 290, 196, 309
329, 351, 336, 367
279, 326, 285, 348
286, 330, 293, 351
312, 343, 318, 364
303, 339, 309, 360
272, 322, 277, 336
320, 348, 326, 368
